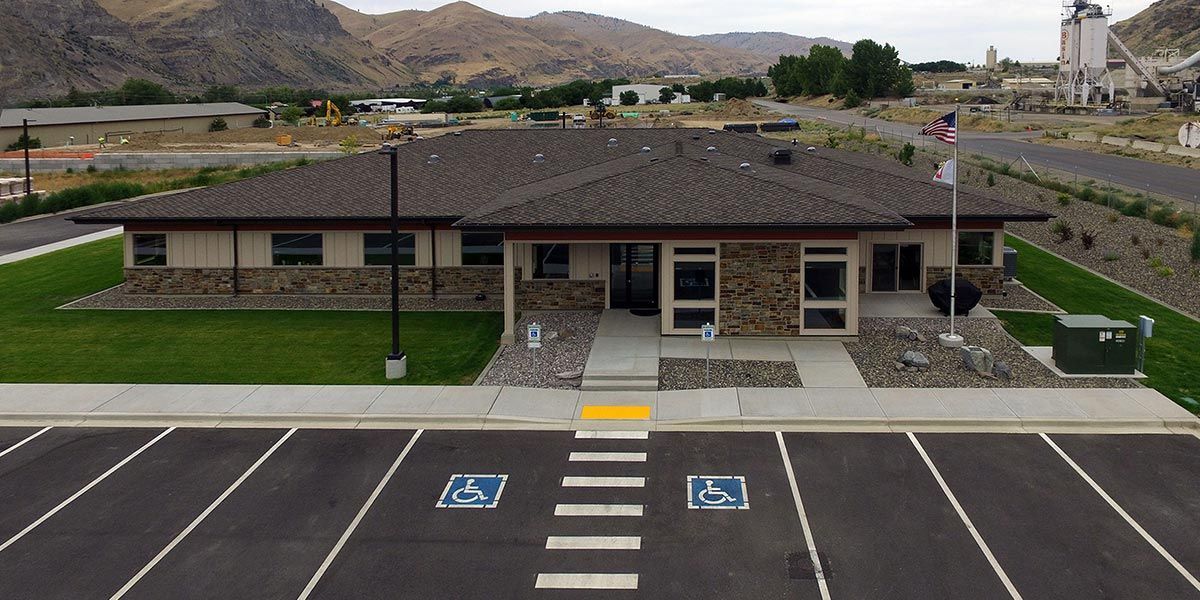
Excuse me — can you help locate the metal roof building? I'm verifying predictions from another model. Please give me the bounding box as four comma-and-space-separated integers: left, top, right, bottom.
0, 103, 265, 148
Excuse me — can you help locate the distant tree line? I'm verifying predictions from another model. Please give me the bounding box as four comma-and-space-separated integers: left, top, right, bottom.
768, 40, 915, 106
909, 60, 967, 73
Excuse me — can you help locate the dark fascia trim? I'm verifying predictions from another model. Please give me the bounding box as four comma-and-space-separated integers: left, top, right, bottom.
904, 214, 1052, 223
470, 222, 912, 232
69, 215, 463, 225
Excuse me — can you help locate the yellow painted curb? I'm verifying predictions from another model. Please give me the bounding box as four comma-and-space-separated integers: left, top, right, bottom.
580, 405, 652, 420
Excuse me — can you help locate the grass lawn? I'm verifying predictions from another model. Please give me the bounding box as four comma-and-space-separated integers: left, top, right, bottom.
0, 238, 502, 385
994, 236, 1199, 410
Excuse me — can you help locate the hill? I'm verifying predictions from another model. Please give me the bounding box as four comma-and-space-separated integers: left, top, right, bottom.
328, 1, 771, 87
1111, 0, 1200, 57
692, 32, 854, 59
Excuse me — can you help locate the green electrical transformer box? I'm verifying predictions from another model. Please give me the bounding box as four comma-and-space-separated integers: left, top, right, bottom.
1052, 315, 1137, 375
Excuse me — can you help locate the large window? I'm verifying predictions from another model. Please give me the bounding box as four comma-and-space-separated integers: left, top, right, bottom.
533, 243, 569, 279
272, 233, 323, 266
804, 261, 847, 301
462, 232, 504, 266
958, 232, 995, 266
132, 234, 167, 266
804, 308, 847, 329
674, 262, 716, 301
674, 308, 716, 330
364, 233, 416, 266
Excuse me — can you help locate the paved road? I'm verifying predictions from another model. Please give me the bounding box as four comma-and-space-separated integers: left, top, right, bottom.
754, 99, 1200, 203
0, 211, 117, 256
1, 426, 1198, 599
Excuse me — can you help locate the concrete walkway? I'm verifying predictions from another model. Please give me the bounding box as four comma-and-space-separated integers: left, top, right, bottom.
0, 383, 1193, 433
581, 311, 662, 391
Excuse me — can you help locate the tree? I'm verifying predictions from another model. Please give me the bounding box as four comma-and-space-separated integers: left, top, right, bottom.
208, 118, 228, 132
671, 83, 686, 93
843, 39, 902, 99
586, 89, 605, 108
493, 97, 521, 111
619, 90, 640, 106
339, 135, 360, 155
281, 106, 304, 125
893, 66, 916, 97
658, 87, 676, 104
688, 81, 716, 102
4, 133, 41, 152
116, 78, 174, 105
203, 84, 240, 103
909, 60, 967, 73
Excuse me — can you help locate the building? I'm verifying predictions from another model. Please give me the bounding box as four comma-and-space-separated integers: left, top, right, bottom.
940, 79, 978, 90
611, 84, 689, 105
72, 129, 1049, 343
0, 103, 266, 149
986, 46, 998, 71
1001, 77, 1056, 90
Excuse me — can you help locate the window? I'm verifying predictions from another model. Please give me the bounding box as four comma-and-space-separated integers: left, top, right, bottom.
673, 308, 716, 330
364, 233, 416, 266
533, 243, 569, 279
804, 308, 847, 330
462, 232, 504, 266
272, 233, 323, 266
958, 232, 995, 266
132, 234, 167, 266
674, 247, 716, 256
674, 262, 716, 301
804, 261, 847, 301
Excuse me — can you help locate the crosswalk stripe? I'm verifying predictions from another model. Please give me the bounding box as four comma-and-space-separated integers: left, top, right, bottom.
545, 536, 641, 550
568, 451, 646, 462
554, 504, 644, 517
561, 476, 645, 488
535, 574, 638, 589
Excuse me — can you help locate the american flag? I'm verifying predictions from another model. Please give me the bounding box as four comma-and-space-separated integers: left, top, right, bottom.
920, 111, 957, 145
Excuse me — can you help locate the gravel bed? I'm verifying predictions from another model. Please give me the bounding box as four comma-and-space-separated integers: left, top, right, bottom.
479, 311, 601, 389
982, 283, 1062, 312
659, 358, 802, 391
846, 317, 1138, 389
955, 164, 1200, 316
63, 285, 503, 311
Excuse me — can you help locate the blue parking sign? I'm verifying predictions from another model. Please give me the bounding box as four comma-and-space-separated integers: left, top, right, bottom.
687, 475, 748, 510
437, 474, 508, 509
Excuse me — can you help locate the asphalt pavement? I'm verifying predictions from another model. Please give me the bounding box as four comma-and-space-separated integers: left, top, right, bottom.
0, 211, 117, 256
1, 426, 1198, 599
753, 99, 1200, 203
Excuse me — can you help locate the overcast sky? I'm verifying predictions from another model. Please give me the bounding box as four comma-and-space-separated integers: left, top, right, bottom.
334, 0, 1157, 63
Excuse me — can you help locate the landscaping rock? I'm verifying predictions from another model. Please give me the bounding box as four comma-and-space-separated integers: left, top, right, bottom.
556, 368, 584, 380
960, 345, 995, 375
480, 311, 601, 389
900, 350, 931, 369
994, 361, 1013, 381
894, 361, 907, 372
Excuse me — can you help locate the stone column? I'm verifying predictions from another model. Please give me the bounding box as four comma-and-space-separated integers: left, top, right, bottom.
501, 240, 515, 344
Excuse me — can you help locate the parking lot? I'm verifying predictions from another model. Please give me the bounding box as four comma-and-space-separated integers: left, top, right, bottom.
0, 426, 1197, 599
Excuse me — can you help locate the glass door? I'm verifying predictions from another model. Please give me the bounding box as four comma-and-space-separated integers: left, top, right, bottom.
610, 244, 660, 309
872, 244, 922, 292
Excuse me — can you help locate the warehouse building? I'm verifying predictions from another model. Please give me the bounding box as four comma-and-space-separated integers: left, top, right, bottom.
0, 103, 266, 149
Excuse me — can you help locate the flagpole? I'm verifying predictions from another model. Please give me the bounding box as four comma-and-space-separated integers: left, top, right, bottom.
937, 105, 964, 349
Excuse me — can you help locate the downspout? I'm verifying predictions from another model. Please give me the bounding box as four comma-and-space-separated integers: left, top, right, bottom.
232, 224, 240, 296
429, 224, 438, 300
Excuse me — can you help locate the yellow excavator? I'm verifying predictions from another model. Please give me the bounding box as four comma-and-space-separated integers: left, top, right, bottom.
384, 124, 415, 140
324, 100, 343, 127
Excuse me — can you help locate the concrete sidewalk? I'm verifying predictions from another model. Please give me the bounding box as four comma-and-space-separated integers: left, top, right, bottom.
0, 383, 1194, 433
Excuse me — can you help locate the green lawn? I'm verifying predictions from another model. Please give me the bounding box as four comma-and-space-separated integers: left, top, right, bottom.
994, 236, 1199, 410
0, 238, 502, 385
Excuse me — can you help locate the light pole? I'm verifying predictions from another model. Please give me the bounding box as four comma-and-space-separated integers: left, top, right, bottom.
381, 143, 407, 379
22, 119, 36, 196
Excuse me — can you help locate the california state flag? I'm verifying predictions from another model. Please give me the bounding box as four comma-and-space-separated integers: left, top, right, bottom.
932, 159, 955, 187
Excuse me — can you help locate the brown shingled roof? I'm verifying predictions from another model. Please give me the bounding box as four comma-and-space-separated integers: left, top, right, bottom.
71, 128, 1049, 226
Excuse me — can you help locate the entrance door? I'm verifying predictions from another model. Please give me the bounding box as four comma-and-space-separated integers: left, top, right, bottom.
871, 244, 922, 292
610, 244, 660, 309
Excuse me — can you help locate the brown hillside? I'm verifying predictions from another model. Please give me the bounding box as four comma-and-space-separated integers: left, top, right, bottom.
692, 32, 854, 59
1111, 0, 1200, 57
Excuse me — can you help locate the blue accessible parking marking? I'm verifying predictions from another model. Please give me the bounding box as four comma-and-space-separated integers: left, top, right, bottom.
437, 474, 508, 509
687, 475, 749, 510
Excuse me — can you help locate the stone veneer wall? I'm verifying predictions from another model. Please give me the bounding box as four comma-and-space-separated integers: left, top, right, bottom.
925, 266, 1004, 296
124, 267, 503, 296
718, 242, 803, 336
517, 279, 606, 310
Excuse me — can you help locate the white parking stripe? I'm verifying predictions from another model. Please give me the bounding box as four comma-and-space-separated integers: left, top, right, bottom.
535, 573, 638, 589
296, 429, 424, 600
545, 536, 641, 550
561, 476, 645, 488
907, 432, 1023, 600
574, 431, 649, 440
0, 426, 51, 460
1040, 433, 1200, 592
109, 428, 296, 600
775, 432, 832, 600
0, 427, 173, 555
554, 504, 644, 517
568, 451, 646, 462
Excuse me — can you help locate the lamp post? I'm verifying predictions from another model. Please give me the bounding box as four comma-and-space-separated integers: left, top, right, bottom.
22, 119, 36, 196
380, 143, 407, 379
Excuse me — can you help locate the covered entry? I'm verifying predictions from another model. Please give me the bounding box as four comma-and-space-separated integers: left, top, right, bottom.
609, 243, 659, 311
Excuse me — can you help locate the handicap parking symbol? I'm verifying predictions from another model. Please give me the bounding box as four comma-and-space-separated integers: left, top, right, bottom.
687, 475, 749, 510
437, 474, 508, 509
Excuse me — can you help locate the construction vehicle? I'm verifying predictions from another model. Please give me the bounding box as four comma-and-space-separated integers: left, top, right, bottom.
324, 100, 343, 126
384, 124, 415, 140
588, 107, 616, 120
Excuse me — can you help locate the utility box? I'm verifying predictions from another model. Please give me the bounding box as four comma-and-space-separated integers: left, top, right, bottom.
1002, 246, 1017, 280
1052, 315, 1137, 375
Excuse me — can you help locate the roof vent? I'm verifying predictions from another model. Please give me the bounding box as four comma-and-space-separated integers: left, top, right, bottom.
706, 146, 717, 153
707, 130, 717, 135
453, 131, 463, 136
640, 146, 652, 154
806, 146, 817, 153
533, 153, 546, 164
770, 148, 793, 165
691, 134, 701, 140
791, 138, 798, 146
427, 154, 441, 164
738, 162, 752, 171
607, 138, 618, 148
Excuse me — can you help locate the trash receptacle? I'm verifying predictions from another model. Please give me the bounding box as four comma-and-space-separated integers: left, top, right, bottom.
1003, 246, 1017, 280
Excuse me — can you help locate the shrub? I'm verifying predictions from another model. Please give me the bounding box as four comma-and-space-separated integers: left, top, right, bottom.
1140, 246, 1152, 259
1050, 219, 1074, 243
339, 135, 360, 155
1149, 256, 1165, 269
252, 114, 271, 128
86, 164, 97, 173
986, 173, 995, 187
1130, 233, 1140, 246
1080, 230, 1097, 249
1155, 265, 1175, 278
1121, 199, 1148, 218
1102, 192, 1123, 209
896, 143, 914, 166
1149, 206, 1179, 228
208, 117, 228, 132
1103, 251, 1120, 262
4, 133, 42, 151
843, 90, 863, 108
1106, 213, 1119, 223
1057, 193, 1072, 206
1078, 186, 1097, 203
1192, 230, 1200, 262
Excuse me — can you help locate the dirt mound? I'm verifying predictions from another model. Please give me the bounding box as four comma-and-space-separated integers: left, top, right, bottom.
702, 98, 767, 119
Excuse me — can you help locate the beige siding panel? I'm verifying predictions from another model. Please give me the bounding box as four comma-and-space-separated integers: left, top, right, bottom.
515, 243, 533, 279
435, 230, 461, 267
239, 232, 272, 267
414, 230, 432, 267
324, 232, 359, 267
123, 233, 135, 268
165, 232, 233, 268
571, 243, 607, 280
